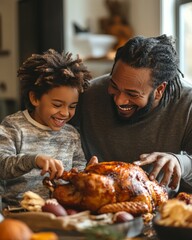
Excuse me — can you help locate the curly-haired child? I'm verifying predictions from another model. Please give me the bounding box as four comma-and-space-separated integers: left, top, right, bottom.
0, 49, 96, 205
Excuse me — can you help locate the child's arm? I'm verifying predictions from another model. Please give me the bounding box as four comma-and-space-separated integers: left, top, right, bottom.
0, 115, 65, 180
0, 123, 37, 179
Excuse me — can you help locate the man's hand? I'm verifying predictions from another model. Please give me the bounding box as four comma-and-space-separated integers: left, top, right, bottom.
134, 152, 181, 189
35, 155, 64, 179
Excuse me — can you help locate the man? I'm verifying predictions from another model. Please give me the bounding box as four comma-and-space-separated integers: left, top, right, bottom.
72, 34, 192, 194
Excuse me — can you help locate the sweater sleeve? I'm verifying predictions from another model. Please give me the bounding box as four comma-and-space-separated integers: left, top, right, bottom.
0, 119, 37, 180
174, 152, 192, 187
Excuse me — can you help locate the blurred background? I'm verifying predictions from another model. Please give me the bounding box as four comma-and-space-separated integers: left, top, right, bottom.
0, 0, 192, 120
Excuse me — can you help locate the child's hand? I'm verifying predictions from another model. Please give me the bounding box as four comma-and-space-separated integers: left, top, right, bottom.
35, 155, 64, 179
87, 156, 98, 166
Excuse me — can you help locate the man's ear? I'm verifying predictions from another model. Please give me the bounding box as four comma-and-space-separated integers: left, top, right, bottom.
154, 82, 167, 100
29, 91, 39, 107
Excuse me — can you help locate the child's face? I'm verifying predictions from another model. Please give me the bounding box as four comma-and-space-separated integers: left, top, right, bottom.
30, 86, 79, 131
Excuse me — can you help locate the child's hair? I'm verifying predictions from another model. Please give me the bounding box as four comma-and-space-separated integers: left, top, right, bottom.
18, 49, 92, 111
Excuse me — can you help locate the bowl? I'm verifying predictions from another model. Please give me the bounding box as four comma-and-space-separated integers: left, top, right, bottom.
74, 33, 117, 58
153, 213, 192, 240
88, 34, 117, 58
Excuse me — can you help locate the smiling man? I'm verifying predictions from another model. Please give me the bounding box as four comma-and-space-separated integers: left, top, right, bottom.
108, 62, 166, 123
72, 34, 192, 194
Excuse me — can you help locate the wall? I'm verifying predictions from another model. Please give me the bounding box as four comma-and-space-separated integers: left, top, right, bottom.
129, 0, 161, 36
0, 0, 18, 100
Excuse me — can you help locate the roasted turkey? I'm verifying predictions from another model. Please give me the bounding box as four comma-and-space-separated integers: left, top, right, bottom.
43, 161, 168, 216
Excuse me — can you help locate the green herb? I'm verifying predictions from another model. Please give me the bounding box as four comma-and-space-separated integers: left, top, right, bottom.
83, 225, 125, 240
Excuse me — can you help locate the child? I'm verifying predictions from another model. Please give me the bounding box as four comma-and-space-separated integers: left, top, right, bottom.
0, 49, 94, 205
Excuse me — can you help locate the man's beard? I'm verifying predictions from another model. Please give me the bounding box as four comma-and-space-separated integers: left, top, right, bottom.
112, 91, 155, 124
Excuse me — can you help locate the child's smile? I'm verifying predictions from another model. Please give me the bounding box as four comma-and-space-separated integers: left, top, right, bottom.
30, 86, 79, 131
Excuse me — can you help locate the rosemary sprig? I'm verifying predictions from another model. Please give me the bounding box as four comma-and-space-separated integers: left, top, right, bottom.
83, 225, 125, 240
